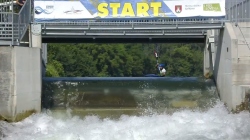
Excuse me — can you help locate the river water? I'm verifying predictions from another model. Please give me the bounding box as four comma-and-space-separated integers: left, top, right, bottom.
1, 77, 250, 140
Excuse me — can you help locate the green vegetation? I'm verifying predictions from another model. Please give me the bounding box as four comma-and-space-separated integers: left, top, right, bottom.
46, 43, 204, 77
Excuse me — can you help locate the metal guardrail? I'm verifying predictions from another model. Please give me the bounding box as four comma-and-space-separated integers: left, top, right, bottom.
40, 20, 225, 28
239, 26, 250, 49
0, 0, 16, 45
226, 0, 250, 22
226, 0, 250, 51
18, 0, 31, 42
0, 0, 30, 46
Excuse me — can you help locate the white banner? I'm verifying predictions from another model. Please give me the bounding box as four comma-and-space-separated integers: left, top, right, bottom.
165, 0, 226, 17
34, 0, 226, 22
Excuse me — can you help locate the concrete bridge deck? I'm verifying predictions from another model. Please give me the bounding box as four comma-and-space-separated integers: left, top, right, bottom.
38, 19, 224, 43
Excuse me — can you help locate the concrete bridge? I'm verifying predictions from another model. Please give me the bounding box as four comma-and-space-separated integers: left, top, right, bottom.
0, 0, 250, 121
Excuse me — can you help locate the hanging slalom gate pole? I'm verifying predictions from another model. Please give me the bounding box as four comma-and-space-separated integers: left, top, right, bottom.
154, 44, 159, 64
154, 44, 160, 75
154, 51, 158, 64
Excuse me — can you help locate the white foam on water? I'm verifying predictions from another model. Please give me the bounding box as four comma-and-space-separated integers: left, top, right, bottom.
129, 89, 202, 95
1, 101, 250, 140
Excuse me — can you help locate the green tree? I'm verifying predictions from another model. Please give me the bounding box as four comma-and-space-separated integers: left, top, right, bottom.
45, 43, 204, 77
46, 60, 64, 77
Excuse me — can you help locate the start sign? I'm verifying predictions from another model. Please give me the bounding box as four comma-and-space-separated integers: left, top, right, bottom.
34, 0, 226, 22
97, 2, 162, 17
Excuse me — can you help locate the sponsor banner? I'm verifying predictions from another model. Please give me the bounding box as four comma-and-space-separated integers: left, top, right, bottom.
34, 0, 225, 22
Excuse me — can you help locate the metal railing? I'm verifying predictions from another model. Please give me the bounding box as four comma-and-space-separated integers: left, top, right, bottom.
0, 0, 31, 46
237, 24, 250, 50
226, 0, 250, 50
37, 18, 226, 25
17, 0, 31, 42
226, 0, 250, 22
0, 0, 16, 45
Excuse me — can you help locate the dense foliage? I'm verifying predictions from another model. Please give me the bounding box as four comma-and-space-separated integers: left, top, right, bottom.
46, 43, 204, 77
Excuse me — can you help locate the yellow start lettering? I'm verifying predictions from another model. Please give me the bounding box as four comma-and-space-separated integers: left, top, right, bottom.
137, 3, 149, 16
98, 3, 108, 17
110, 3, 120, 17
121, 3, 135, 17
98, 2, 162, 18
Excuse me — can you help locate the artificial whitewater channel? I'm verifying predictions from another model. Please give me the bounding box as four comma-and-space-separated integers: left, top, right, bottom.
1, 77, 250, 140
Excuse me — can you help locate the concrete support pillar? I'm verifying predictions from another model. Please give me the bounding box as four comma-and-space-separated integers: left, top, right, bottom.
210, 30, 215, 69
30, 24, 47, 77
203, 43, 210, 76
0, 46, 42, 122
41, 43, 47, 77
214, 23, 250, 112
31, 24, 42, 48
42, 43, 47, 64
204, 30, 214, 78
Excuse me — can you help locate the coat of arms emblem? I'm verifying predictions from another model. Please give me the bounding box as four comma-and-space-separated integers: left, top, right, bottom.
175, 5, 182, 13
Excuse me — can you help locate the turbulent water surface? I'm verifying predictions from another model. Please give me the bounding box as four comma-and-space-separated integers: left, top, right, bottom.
1, 77, 250, 140
1, 102, 250, 140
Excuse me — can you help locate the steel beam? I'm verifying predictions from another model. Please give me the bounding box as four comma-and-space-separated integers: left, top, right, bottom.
41, 23, 224, 30
42, 35, 206, 43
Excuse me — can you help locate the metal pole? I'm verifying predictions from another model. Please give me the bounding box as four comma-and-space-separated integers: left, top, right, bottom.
11, 0, 14, 46
236, 0, 238, 24
241, 1, 243, 22
29, 0, 32, 22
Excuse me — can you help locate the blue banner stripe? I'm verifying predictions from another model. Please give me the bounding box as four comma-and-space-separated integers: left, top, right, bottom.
155, 0, 176, 17
80, 0, 98, 14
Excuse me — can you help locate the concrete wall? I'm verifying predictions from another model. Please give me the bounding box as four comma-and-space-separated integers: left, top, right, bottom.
41, 43, 47, 77
214, 22, 250, 112
204, 30, 215, 78
0, 46, 42, 122
232, 22, 250, 111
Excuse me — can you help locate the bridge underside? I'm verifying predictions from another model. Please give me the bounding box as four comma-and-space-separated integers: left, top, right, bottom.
39, 20, 223, 43
43, 35, 206, 43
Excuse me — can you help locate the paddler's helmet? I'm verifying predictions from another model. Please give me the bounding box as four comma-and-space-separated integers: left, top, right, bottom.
159, 64, 165, 67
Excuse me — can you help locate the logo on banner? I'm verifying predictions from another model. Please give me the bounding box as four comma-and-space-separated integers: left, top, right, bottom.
175, 5, 182, 13
64, 7, 83, 14
203, 3, 221, 12
35, 5, 54, 15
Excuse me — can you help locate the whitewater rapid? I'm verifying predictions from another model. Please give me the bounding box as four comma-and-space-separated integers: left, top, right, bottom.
1, 101, 250, 140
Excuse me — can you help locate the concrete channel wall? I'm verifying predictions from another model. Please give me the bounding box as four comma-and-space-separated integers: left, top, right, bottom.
214, 22, 250, 112
0, 46, 42, 122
